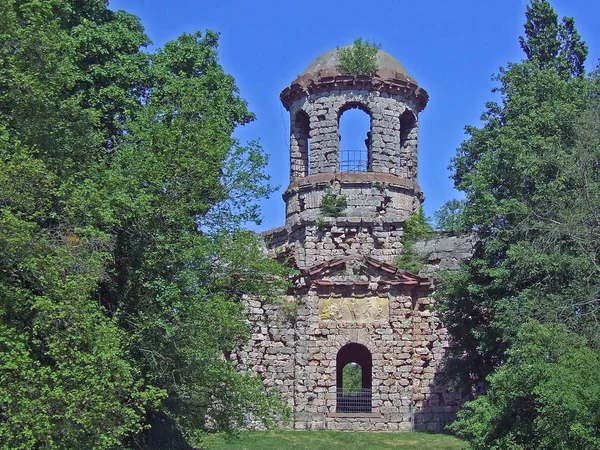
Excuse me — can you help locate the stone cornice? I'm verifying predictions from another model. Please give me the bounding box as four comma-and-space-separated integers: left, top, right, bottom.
283, 172, 423, 201
280, 69, 429, 112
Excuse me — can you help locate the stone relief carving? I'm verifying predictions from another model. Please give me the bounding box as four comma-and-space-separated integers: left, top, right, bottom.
320, 297, 389, 323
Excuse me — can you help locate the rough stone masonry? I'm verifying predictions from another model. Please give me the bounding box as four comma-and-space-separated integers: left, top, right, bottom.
232, 47, 474, 431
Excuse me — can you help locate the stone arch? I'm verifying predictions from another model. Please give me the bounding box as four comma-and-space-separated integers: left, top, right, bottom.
399, 109, 418, 179
290, 109, 311, 180
337, 102, 373, 172
336, 342, 372, 413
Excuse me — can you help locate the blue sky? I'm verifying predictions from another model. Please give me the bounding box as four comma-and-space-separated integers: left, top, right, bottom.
110, 0, 600, 232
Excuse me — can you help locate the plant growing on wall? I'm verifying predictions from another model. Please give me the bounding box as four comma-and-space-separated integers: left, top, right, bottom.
316, 218, 328, 231
397, 209, 432, 274
320, 188, 348, 217
275, 296, 302, 324
338, 38, 381, 75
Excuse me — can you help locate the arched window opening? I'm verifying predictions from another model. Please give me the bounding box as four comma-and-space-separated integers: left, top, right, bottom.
336, 343, 372, 413
338, 105, 371, 172
399, 109, 417, 153
292, 110, 311, 176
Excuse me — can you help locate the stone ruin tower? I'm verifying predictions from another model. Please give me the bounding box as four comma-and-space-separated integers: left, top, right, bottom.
235, 46, 471, 432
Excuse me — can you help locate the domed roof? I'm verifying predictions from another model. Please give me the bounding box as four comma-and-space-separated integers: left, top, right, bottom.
300, 46, 417, 85
280, 45, 429, 112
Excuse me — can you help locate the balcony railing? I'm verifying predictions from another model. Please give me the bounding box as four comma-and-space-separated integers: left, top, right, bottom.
340, 149, 367, 173
336, 388, 372, 413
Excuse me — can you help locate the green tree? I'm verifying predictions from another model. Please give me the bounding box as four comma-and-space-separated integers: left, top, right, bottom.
0, 1, 287, 448
440, 0, 597, 391
519, 0, 587, 77
433, 199, 466, 232
450, 322, 600, 450
342, 363, 363, 393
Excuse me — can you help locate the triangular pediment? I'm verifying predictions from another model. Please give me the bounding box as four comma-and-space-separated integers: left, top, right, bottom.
303, 255, 431, 290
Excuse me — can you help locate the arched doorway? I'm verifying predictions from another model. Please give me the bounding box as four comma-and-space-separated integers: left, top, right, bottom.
336, 343, 372, 413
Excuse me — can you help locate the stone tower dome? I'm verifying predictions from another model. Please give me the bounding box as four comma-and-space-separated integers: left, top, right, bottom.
279, 46, 429, 230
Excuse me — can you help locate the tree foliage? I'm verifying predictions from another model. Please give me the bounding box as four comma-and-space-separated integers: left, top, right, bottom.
0, 1, 288, 448
441, 1, 600, 446
519, 0, 588, 78
342, 363, 363, 393
338, 38, 381, 76
450, 322, 600, 449
433, 199, 466, 232
441, 0, 596, 389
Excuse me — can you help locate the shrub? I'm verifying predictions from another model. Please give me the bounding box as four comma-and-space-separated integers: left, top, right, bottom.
397, 209, 432, 273
338, 38, 381, 75
320, 188, 347, 217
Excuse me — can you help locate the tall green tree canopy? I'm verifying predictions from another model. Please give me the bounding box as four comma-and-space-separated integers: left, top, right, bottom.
442, 0, 596, 388
519, 0, 588, 77
442, 0, 600, 445
0, 1, 287, 448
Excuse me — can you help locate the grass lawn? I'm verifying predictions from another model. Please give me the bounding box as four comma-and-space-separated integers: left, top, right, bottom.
202, 430, 467, 450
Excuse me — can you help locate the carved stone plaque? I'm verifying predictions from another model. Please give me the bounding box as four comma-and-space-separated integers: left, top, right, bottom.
319, 297, 389, 323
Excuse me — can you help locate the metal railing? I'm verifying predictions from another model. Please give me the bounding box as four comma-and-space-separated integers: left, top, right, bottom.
336, 388, 372, 413
339, 149, 367, 173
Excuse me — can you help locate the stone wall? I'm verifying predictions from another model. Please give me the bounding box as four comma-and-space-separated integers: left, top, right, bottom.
414, 232, 477, 277
248, 226, 477, 432
290, 110, 310, 179
283, 173, 422, 226
266, 225, 476, 274
264, 220, 406, 268
234, 296, 297, 415
240, 47, 471, 433
234, 256, 465, 432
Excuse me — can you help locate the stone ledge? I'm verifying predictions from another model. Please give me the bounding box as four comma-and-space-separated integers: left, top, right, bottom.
327, 412, 384, 418
284, 172, 422, 196
280, 73, 428, 112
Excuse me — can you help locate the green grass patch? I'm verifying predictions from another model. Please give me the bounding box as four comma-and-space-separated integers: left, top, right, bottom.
202, 430, 467, 450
